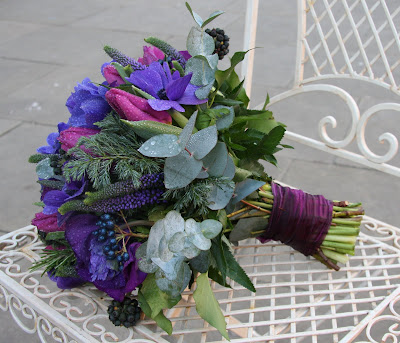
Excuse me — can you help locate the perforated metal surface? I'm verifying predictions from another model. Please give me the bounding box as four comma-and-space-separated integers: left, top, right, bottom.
1, 219, 400, 342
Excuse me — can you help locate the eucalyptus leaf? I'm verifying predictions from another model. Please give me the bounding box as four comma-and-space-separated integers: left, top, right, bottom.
158, 235, 174, 262
138, 134, 181, 157
155, 261, 191, 297
200, 219, 223, 239
202, 142, 228, 177
168, 232, 187, 253
195, 81, 214, 100
181, 237, 201, 259
177, 111, 198, 149
231, 179, 265, 205
224, 156, 236, 179
207, 181, 235, 210
202, 10, 224, 28
164, 150, 203, 189
185, 57, 215, 86
187, 26, 215, 57
36, 158, 54, 179
194, 273, 229, 340
185, 2, 204, 27
152, 255, 185, 280
186, 125, 218, 159
185, 219, 211, 250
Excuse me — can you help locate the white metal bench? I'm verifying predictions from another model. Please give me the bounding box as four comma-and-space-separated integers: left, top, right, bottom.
1, 0, 400, 342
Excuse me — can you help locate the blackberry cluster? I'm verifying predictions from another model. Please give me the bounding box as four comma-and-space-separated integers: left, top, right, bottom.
107, 297, 141, 328
92, 214, 129, 271
205, 28, 230, 60
49, 155, 62, 175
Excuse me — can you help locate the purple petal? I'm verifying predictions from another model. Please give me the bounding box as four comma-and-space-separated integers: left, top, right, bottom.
42, 190, 69, 214
148, 99, 185, 112
123, 243, 147, 293
127, 68, 162, 98
48, 272, 85, 289
162, 62, 172, 85
166, 73, 192, 101
172, 70, 181, 80
178, 83, 208, 105
65, 214, 98, 262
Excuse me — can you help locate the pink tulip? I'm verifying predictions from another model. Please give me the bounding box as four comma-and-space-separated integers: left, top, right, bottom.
58, 127, 100, 152
32, 212, 64, 232
103, 65, 124, 86
138, 46, 165, 65
105, 88, 172, 124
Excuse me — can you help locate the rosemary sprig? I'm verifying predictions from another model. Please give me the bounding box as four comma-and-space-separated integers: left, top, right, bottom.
30, 248, 76, 276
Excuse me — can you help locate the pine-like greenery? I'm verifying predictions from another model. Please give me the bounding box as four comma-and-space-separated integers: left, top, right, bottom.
163, 177, 234, 217
30, 247, 77, 277
63, 114, 163, 190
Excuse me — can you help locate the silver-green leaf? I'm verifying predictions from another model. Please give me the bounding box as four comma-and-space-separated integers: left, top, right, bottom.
138, 134, 181, 157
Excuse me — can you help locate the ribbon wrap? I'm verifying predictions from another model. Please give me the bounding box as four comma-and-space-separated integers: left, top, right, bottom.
258, 182, 333, 256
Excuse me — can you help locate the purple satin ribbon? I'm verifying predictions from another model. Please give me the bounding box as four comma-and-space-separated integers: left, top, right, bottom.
258, 182, 333, 256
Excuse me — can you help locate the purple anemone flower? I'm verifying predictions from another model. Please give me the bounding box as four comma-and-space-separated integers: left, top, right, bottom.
48, 272, 85, 289
126, 61, 207, 112
65, 214, 146, 301
66, 78, 111, 129
42, 179, 86, 215
37, 122, 69, 154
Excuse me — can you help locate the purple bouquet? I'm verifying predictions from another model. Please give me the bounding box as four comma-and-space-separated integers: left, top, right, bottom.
29, 3, 364, 339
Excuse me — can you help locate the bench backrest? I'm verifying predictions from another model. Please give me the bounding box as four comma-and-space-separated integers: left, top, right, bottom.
242, 0, 400, 178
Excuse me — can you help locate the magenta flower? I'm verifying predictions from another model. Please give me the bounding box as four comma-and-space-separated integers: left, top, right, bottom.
103, 65, 125, 86
58, 127, 100, 152
32, 212, 64, 232
138, 46, 165, 65
105, 88, 172, 124
126, 61, 207, 112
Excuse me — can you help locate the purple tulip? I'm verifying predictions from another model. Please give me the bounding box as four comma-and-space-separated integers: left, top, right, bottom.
58, 127, 100, 152
32, 212, 64, 232
138, 46, 165, 65
103, 64, 125, 87
105, 88, 172, 124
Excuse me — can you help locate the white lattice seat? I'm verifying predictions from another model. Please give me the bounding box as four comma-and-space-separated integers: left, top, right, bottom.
1, 1, 400, 342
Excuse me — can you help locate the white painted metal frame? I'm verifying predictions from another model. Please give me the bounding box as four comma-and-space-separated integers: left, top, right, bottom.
1, 0, 400, 342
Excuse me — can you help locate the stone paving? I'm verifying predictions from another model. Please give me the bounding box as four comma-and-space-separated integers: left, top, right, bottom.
0, 0, 399, 341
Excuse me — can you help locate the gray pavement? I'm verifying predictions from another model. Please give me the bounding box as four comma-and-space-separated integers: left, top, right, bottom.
0, 0, 399, 342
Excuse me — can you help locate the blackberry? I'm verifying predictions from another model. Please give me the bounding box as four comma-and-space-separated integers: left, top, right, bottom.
107, 297, 141, 328
205, 28, 230, 60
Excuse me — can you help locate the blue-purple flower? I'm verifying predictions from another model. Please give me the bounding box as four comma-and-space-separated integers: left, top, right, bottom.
37, 122, 69, 154
42, 179, 87, 215
126, 61, 207, 112
66, 78, 111, 129
64, 214, 147, 301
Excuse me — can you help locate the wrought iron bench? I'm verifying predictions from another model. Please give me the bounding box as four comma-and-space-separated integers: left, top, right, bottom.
1, 0, 400, 342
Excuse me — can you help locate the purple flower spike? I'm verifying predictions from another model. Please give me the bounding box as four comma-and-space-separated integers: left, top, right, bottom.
126, 61, 207, 112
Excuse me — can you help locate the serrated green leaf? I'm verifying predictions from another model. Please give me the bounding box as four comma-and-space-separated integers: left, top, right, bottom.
202, 10, 224, 28
222, 241, 256, 292
215, 50, 248, 88
185, 2, 204, 27
208, 266, 231, 288
138, 290, 173, 335
258, 125, 286, 155
210, 236, 227, 281
194, 272, 229, 340
140, 273, 181, 318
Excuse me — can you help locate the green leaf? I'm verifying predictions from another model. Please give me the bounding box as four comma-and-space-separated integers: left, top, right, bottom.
138, 134, 181, 157
138, 290, 173, 335
186, 56, 215, 86
215, 51, 248, 88
194, 273, 230, 340
222, 241, 256, 292
208, 266, 231, 288
33, 201, 45, 208
187, 26, 215, 57
210, 236, 227, 282
258, 126, 286, 155
55, 265, 78, 278
186, 125, 218, 159
122, 120, 182, 140
202, 10, 224, 28
185, 2, 204, 27
140, 274, 181, 318
45, 231, 65, 241
111, 62, 129, 84
28, 153, 48, 164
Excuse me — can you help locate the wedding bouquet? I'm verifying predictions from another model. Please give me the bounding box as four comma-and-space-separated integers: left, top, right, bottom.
28, 3, 364, 339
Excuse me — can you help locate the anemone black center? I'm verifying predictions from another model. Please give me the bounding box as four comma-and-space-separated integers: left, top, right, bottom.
157, 89, 168, 100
